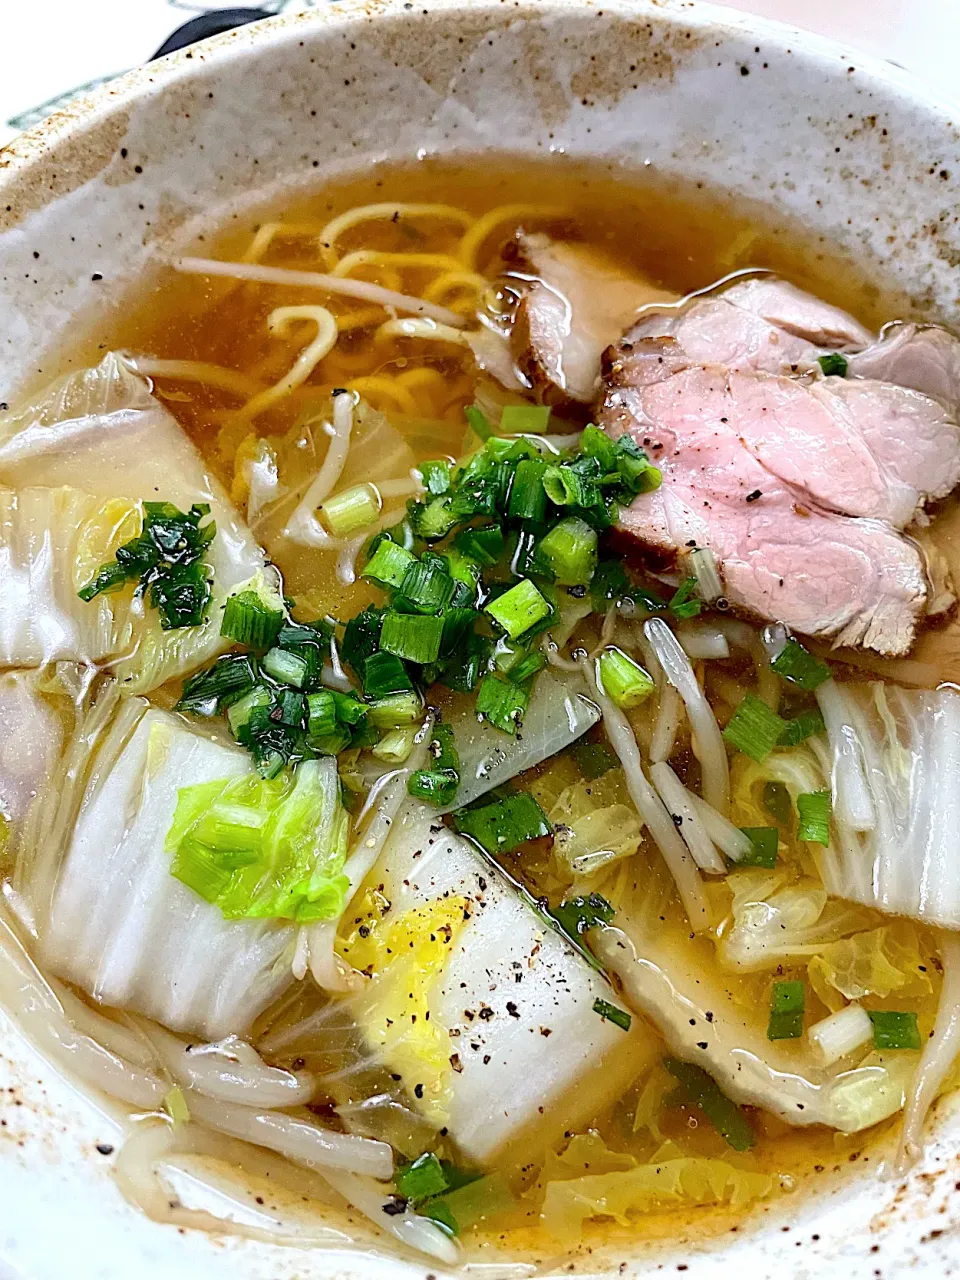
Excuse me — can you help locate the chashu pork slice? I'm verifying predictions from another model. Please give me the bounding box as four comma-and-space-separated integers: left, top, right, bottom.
847, 322, 960, 409
505, 233, 676, 406
600, 350, 930, 655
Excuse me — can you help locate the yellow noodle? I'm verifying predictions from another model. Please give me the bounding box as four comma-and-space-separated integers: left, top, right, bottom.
334, 307, 389, 334
394, 367, 449, 395
375, 318, 468, 346
346, 376, 419, 416
134, 358, 265, 401
234, 306, 338, 424
422, 269, 487, 307
458, 203, 567, 269
316, 203, 474, 270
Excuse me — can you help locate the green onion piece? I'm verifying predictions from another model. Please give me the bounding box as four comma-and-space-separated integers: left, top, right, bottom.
797, 789, 832, 845
176, 653, 256, 716
484, 578, 551, 640
768, 980, 805, 1040
277, 689, 304, 726
475, 673, 530, 734
400, 558, 456, 614
429, 722, 460, 772
372, 725, 418, 763
614, 435, 662, 493
868, 1010, 921, 1050
465, 404, 493, 441
542, 463, 596, 508
409, 495, 458, 541
380, 611, 444, 664
592, 998, 632, 1031
669, 577, 701, 620
341, 605, 386, 676
762, 780, 793, 825
306, 689, 338, 739
506, 458, 549, 523
500, 404, 551, 433
331, 690, 368, 725
771, 639, 831, 690
262, 646, 310, 689
572, 739, 619, 780
663, 1058, 756, 1151
454, 525, 503, 567
418, 460, 452, 496
722, 694, 787, 762
535, 516, 598, 586
395, 1153, 449, 1204
321, 483, 381, 537
226, 685, 273, 736
551, 893, 614, 939
221, 586, 284, 649
363, 650, 414, 698
737, 826, 779, 868
367, 690, 424, 728
363, 539, 417, 591
580, 424, 618, 469
597, 647, 655, 709
817, 352, 849, 377
407, 768, 459, 806
419, 1172, 513, 1237
452, 791, 552, 855
778, 708, 827, 746
509, 650, 546, 686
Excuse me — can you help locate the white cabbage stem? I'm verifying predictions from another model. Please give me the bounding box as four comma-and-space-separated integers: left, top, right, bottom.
687, 790, 753, 862
649, 762, 726, 874
816, 680, 876, 831
808, 1003, 873, 1067
580, 658, 712, 929
677, 621, 730, 661
896, 930, 960, 1172
644, 618, 730, 814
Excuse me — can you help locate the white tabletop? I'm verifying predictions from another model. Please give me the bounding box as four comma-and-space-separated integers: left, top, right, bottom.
1, 0, 958, 147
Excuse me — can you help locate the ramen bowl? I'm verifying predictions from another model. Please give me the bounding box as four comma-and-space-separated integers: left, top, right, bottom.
0, 2, 959, 1278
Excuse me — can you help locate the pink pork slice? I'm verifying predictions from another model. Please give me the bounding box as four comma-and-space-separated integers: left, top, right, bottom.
600, 346, 930, 655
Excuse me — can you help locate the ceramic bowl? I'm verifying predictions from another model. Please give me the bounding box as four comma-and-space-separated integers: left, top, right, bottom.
0, 2, 958, 1276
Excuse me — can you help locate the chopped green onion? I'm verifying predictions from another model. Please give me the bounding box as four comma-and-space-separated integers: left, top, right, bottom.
418, 460, 452, 496
306, 689, 338, 739
363, 539, 417, 591
368, 690, 424, 728
592, 998, 632, 1031
817, 353, 848, 377
321, 483, 381, 537
407, 768, 459, 806
868, 1010, 920, 1050
221, 584, 284, 649
508, 650, 546, 685
737, 826, 779, 868
465, 404, 493, 442
454, 525, 503, 567
419, 1172, 513, 1237
500, 404, 551, 433
762, 780, 793, 825
341, 605, 385, 675
797, 789, 831, 845
372, 725, 418, 763
409, 495, 458, 541
768, 980, 805, 1040
669, 577, 701, 620
542, 462, 597, 508
226, 685, 273, 736
484, 578, 551, 640
475, 673, 530, 734
331, 690, 368, 725
597, 647, 655, 709
176, 653, 256, 716
452, 791, 552, 855
277, 689, 304, 726
551, 893, 614, 939
400, 558, 456, 614
396, 1153, 449, 1204
778, 708, 827, 746
535, 515, 598, 586
771, 639, 831, 690
722, 694, 787, 762
380, 611, 444, 664
663, 1059, 756, 1151
262, 646, 310, 688
506, 458, 549, 523
613, 434, 661, 493
363, 650, 414, 698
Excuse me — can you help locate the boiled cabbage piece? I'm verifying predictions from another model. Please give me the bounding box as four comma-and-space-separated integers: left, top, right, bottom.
35, 698, 295, 1040
815, 681, 960, 930
339, 806, 639, 1163
0, 354, 266, 690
